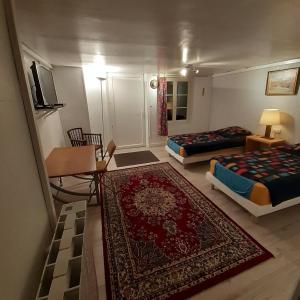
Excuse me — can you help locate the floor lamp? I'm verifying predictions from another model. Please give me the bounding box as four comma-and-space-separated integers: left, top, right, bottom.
97, 76, 107, 149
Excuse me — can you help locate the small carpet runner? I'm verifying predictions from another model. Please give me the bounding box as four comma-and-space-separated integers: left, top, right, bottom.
114, 150, 159, 168
101, 163, 273, 299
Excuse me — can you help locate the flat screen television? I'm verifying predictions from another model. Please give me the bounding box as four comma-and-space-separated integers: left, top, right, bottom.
30, 61, 59, 108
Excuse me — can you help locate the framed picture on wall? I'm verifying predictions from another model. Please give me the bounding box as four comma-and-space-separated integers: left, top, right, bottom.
265, 67, 299, 95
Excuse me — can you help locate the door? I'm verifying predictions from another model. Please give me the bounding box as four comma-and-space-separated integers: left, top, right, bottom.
111, 76, 145, 148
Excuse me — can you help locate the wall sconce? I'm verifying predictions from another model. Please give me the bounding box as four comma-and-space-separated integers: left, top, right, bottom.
150, 79, 158, 89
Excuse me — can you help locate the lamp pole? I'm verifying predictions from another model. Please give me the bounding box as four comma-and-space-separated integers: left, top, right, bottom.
97, 76, 106, 148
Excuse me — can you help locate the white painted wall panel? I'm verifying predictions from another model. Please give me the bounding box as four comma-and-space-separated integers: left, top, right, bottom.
53, 66, 91, 145
168, 77, 212, 135
82, 73, 212, 148
0, 2, 51, 299
35, 112, 66, 157
82, 68, 111, 146
147, 76, 212, 146
146, 74, 166, 146
210, 63, 300, 143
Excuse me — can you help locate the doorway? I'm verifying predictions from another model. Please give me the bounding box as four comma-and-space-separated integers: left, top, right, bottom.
108, 75, 146, 149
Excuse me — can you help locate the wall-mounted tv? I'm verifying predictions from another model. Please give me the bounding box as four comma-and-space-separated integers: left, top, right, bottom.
30, 61, 60, 108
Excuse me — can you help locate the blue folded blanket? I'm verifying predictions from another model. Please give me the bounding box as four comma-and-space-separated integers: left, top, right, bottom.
214, 162, 255, 199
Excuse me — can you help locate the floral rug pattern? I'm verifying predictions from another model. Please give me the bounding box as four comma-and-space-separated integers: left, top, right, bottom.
101, 163, 273, 299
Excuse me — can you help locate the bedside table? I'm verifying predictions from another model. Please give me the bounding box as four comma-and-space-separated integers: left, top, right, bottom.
245, 135, 285, 152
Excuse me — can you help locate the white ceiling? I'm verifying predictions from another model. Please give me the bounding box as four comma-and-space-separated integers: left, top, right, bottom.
14, 0, 300, 74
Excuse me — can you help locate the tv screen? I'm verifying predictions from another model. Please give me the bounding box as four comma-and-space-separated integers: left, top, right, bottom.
30, 61, 58, 107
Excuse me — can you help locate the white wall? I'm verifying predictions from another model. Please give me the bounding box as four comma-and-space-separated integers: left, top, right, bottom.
0, 2, 51, 299
82, 67, 111, 147
81, 71, 212, 148
147, 76, 212, 146
145, 74, 166, 146
83, 70, 148, 149
53, 66, 90, 145
22, 53, 65, 157
168, 77, 212, 135
35, 112, 66, 157
210, 63, 300, 143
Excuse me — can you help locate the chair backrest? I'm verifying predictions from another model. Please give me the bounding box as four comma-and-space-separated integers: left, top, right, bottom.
105, 140, 116, 166
67, 128, 83, 146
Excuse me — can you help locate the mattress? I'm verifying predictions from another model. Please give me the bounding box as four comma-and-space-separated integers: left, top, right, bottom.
167, 126, 251, 157
210, 143, 300, 206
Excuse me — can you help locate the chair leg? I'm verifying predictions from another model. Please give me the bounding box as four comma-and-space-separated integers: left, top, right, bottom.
87, 174, 99, 205
89, 173, 116, 205
99, 174, 104, 204
88, 183, 94, 204
93, 173, 101, 206
90, 173, 104, 206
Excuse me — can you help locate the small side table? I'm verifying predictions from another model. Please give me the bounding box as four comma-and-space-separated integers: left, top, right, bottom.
245, 135, 285, 152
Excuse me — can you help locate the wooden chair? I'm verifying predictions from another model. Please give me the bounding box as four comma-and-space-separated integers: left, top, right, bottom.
94, 140, 117, 204
67, 127, 104, 159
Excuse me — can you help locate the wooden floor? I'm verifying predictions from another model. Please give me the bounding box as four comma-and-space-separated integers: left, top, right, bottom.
59, 146, 300, 300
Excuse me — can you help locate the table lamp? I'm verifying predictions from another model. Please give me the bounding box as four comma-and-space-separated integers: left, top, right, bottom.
259, 109, 280, 138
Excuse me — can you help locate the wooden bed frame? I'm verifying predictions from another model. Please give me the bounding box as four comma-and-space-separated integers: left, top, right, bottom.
165, 145, 244, 166
205, 171, 300, 217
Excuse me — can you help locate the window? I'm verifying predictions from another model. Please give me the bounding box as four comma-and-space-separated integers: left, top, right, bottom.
166, 79, 188, 121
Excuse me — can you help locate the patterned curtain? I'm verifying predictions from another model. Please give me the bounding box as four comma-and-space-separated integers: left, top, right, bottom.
157, 77, 168, 136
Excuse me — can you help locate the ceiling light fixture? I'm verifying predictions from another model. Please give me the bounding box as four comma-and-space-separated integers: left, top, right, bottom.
182, 47, 188, 63
179, 64, 201, 76
180, 68, 187, 76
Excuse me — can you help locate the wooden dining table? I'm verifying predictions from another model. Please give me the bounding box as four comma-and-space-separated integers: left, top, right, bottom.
45, 145, 101, 205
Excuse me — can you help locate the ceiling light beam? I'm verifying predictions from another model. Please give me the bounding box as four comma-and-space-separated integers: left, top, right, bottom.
182, 47, 188, 64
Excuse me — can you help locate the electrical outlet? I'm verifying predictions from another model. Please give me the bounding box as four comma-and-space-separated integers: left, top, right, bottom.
274, 128, 281, 134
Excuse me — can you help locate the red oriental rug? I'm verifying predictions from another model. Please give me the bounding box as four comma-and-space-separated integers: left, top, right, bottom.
101, 163, 273, 299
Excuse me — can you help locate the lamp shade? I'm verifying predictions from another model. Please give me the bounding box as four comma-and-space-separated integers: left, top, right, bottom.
259, 109, 280, 125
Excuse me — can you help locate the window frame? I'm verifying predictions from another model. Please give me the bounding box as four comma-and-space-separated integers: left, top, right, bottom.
166, 77, 189, 122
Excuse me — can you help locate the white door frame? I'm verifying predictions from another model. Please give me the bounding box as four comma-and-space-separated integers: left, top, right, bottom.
107, 73, 146, 149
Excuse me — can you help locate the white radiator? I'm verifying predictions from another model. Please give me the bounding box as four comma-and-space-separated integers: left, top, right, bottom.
36, 201, 87, 300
